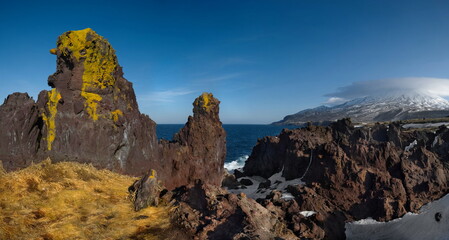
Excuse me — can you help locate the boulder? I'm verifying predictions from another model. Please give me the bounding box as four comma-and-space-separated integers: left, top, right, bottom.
129, 169, 162, 211
239, 178, 253, 186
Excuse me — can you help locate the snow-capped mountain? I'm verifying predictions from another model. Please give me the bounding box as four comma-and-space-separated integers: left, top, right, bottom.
274, 91, 449, 125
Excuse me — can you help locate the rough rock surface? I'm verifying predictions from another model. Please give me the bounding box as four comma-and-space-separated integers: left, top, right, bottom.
168, 181, 297, 240
129, 169, 162, 211
0, 28, 226, 190
159, 92, 226, 190
244, 118, 449, 238
0, 93, 41, 170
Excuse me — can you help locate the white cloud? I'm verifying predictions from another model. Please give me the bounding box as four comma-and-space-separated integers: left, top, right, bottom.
324, 97, 347, 105
325, 77, 449, 101
139, 89, 196, 103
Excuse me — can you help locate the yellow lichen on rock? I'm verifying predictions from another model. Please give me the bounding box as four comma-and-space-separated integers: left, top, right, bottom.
80, 92, 102, 121
56, 28, 118, 121
42, 88, 61, 151
149, 169, 156, 179
194, 92, 213, 112
110, 109, 123, 122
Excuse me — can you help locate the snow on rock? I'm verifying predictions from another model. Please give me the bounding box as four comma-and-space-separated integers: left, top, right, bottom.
345, 194, 449, 240
227, 169, 304, 200
405, 140, 418, 152
300, 211, 317, 217
276, 91, 449, 125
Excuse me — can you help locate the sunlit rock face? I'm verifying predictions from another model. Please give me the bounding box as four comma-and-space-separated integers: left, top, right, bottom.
36, 28, 159, 175
0, 29, 226, 190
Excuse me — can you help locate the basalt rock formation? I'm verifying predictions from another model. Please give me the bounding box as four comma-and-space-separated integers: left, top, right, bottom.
168, 181, 297, 240
0, 28, 226, 190
243, 118, 449, 238
129, 169, 163, 211
159, 92, 226, 189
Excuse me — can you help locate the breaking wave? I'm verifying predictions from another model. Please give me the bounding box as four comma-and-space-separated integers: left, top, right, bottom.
224, 155, 249, 171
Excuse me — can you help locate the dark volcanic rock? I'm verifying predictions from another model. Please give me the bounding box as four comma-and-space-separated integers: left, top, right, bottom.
170, 181, 297, 240
158, 92, 226, 189
0, 28, 159, 175
244, 118, 449, 238
239, 178, 253, 186
0, 28, 226, 190
129, 169, 162, 211
222, 170, 241, 189
38, 28, 158, 175
0, 93, 41, 170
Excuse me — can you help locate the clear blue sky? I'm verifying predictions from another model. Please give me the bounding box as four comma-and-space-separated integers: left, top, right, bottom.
1, 0, 449, 123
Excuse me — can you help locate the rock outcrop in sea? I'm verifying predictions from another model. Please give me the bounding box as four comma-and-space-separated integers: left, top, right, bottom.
238, 118, 449, 238
0, 28, 226, 190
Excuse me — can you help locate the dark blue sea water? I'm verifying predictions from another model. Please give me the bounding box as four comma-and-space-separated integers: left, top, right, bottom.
157, 124, 292, 170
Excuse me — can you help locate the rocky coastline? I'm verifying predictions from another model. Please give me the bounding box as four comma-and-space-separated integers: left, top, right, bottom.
1, 29, 448, 239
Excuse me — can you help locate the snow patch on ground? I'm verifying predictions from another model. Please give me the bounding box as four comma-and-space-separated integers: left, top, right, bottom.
227, 169, 305, 200
402, 122, 449, 129
345, 194, 449, 240
432, 136, 440, 148
404, 140, 418, 152
300, 211, 317, 217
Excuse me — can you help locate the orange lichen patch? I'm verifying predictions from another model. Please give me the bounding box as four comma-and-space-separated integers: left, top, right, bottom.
110, 109, 123, 122
0, 159, 175, 240
56, 28, 118, 121
194, 92, 213, 112
41, 89, 61, 151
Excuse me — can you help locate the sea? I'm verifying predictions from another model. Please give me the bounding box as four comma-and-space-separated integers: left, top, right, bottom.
156, 124, 292, 171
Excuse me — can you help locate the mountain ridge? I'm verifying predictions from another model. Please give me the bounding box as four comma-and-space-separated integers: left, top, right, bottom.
274, 91, 449, 125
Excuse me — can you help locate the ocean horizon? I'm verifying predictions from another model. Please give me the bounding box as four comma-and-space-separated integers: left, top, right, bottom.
157, 124, 293, 170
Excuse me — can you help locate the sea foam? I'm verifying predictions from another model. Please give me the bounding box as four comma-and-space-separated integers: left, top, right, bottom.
224, 155, 249, 171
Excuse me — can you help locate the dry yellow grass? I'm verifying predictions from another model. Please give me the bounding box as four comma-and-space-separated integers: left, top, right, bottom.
0, 159, 176, 240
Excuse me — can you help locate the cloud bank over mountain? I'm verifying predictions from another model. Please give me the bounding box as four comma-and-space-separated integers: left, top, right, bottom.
324, 78, 449, 105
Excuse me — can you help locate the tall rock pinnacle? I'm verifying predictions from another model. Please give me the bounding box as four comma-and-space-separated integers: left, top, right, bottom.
35, 28, 156, 174
159, 92, 226, 189
0, 29, 227, 189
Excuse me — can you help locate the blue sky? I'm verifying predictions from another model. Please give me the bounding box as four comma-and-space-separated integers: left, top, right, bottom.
1, 0, 449, 123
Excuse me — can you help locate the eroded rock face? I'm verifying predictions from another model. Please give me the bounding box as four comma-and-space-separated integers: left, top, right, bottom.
129, 169, 162, 211
0, 28, 226, 190
159, 92, 227, 189
0, 93, 41, 170
37, 28, 158, 175
169, 181, 297, 240
243, 118, 449, 238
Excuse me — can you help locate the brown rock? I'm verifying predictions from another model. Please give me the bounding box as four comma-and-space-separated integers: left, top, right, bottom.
0, 28, 226, 190
158, 92, 226, 189
129, 169, 162, 211
0, 93, 41, 170
244, 118, 449, 238
170, 181, 297, 240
